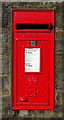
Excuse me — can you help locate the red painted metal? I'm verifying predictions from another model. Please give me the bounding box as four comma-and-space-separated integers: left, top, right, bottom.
11, 9, 54, 109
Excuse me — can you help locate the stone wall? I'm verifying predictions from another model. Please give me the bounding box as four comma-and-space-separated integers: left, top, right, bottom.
1, 2, 63, 120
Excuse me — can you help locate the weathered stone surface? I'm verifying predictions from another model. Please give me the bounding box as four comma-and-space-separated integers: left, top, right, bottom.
55, 55, 62, 71
55, 71, 62, 90
20, 110, 29, 117
55, 90, 62, 107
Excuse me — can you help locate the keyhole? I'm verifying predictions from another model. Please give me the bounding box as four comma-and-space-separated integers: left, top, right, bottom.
22, 75, 24, 77
30, 40, 35, 46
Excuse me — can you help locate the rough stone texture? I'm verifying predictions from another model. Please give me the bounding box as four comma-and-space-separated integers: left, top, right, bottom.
1, 1, 63, 120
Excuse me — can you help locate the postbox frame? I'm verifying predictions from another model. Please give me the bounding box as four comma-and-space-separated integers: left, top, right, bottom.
11, 9, 54, 110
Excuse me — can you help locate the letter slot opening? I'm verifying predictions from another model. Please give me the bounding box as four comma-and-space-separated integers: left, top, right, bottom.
16, 23, 53, 31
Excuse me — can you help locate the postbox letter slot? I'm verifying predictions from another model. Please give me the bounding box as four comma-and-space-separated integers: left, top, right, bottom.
16, 23, 53, 31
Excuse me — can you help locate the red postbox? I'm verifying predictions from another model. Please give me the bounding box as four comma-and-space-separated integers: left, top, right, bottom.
11, 9, 54, 109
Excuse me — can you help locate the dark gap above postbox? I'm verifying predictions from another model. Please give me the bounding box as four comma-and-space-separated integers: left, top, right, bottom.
15, 23, 53, 31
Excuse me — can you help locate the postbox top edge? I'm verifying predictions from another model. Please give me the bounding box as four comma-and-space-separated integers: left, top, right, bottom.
11, 8, 54, 12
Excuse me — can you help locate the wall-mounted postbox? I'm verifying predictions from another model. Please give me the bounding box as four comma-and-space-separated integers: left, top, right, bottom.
11, 9, 54, 109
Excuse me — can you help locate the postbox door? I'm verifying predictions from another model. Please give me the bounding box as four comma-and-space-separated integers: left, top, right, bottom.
16, 39, 50, 107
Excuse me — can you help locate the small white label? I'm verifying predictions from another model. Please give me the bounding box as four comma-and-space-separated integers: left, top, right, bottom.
24, 48, 40, 72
